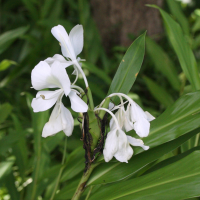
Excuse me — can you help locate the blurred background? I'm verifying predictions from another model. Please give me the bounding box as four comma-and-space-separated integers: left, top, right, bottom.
1, 0, 200, 199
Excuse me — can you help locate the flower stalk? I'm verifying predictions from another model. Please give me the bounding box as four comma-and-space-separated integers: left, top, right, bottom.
71, 163, 98, 200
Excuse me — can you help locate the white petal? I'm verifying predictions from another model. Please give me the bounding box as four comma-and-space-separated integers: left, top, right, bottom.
114, 129, 133, 163
68, 90, 88, 112
145, 111, 155, 121
114, 145, 133, 163
103, 129, 118, 162
51, 25, 76, 60
45, 54, 73, 68
127, 135, 149, 150
42, 102, 64, 137
133, 119, 150, 137
42, 102, 74, 137
31, 61, 58, 90
31, 90, 62, 112
123, 116, 134, 132
51, 61, 71, 96
69, 25, 83, 57
60, 103, 74, 136
130, 102, 146, 122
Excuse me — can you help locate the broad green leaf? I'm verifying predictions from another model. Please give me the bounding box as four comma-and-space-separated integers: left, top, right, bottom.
0, 26, 29, 54
61, 146, 85, 182
149, 5, 200, 90
166, 0, 189, 35
107, 32, 146, 102
87, 127, 200, 186
11, 114, 28, 180
142, 91, 200, 149
146, 37, 180, 91
89, 151, 200, 200
0, 103, 12, 124
0, 157, 15, 180
88, 91, 200, 185
143, 146, 200, 175
0, 60, 17, 71
143, 76, 174, 107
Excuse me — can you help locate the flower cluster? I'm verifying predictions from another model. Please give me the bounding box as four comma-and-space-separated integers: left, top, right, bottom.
31, 25, 88, 137
31, 24, 155, 163
95, 93, 155, 163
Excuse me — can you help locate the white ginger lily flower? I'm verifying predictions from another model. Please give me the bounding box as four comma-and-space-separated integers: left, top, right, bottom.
108, 93, 155, 138
103, 128, 133, 163
31, 60, 88, 137
95, 107, 148, 163
51, 24, 88, 86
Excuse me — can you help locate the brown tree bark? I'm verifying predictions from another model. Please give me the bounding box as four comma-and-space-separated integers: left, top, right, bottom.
90, 0, 163, 49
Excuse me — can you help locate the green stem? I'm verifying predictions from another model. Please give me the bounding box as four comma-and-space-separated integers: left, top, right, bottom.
50, 138, 67, 200
87, 87, 94, 110
71, 163, 98, 200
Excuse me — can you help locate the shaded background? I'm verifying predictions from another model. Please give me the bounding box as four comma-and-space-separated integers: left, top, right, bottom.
1, 0, 200, 199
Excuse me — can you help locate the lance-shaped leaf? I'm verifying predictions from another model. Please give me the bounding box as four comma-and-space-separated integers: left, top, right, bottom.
88, 91, 200, 185
146, 37, 180, 91
149, 5, 200, 91
107, 32, 146, 103
89, 151, 200, 200
87, 127, 200, 186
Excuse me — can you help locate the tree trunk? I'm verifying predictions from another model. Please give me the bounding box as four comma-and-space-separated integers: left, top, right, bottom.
90, 0, 163, 49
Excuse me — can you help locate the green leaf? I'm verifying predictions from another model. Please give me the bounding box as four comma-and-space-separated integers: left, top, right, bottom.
87, 127, 200, 186
146, 37, 180, 91
142, 91, 200, 149
143, 76, 174, 107
0, 60, 17, 71
0, 103, 12, 124
166, 0, 189, 35
0, 157, 15, 180
0, 26, 29, 54
107, 32, 146, 102
88, 91, 200, 185
89, 151, 200, 200
61, 146, 85, 182
149, 5, 200, 91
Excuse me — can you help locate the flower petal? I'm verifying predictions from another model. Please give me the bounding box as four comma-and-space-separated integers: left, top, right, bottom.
68, 90, 88, 112
31, 89, 62, 112
42, 102, 74, 137
51, 25, 76, 60
31, 61, 58, 90
61, 103, 74, 136
145, 111, 155, 121
133, 119, 150, 137
51, 61, 71, 96
127, 135, 149, 150
103, 129, 118, 162
69, 25, 83, 57
45, 54, 73, 68
114, 130, 133, 163
130, 102, 147, 122
42, 101, 64, 137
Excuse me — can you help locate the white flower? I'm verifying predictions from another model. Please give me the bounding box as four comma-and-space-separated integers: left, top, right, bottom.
95, 106, 149, 163
126, 102, 155, 137
31, 60, 88, 137
51, 24, 88, 87
103, 128, 133, 163
107, 93, 155, 138
51, 24, 83, 61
